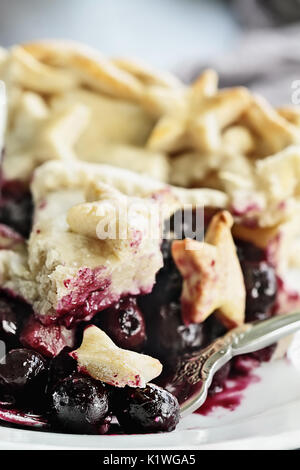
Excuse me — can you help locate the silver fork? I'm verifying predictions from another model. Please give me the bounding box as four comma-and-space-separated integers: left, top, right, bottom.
177, 311, 300, 417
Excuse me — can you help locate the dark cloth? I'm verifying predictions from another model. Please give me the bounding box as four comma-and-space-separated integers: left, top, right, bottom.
231, 0, 300, 28
179, 24, 300, 106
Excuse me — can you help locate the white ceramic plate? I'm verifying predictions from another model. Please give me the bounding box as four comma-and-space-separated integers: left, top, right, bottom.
0, 354, 300, 449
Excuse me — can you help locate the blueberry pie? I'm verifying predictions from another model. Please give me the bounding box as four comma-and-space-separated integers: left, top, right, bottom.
0, 41, 299, 435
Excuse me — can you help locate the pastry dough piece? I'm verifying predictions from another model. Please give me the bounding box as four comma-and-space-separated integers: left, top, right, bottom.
67, 182, 160, 256
172, 211, 246, 327
74, 143, 170, 182
170, 150, 254, 191
256, 145, 300, 202
112, 57, 182, 89
34, 103, 89, 163
4, 160, 225, 320
0, 244, 36, 304
22, 40, 144, 101
170, 152, 221, 188
3, 152, 37, 182
141, 85, 187, 118
31, 160, 228, 210
6, 91, 48, 153
0, 160, 224, 321
0, 81, 6, 152
222, 125, 255, 155
71, 325, 162, 388
0, 47, 8, 73
26, 181, 163, 318
51, 88, 155, 149
4, 99, 89, 181
191, 69, 218, 99
277, 106, 300, 128
147, 86, 251, 154
243, 95, 300, 155
7, 46, 78, 93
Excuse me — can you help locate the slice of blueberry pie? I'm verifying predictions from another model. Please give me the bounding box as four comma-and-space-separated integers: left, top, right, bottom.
0, 41, 299, 435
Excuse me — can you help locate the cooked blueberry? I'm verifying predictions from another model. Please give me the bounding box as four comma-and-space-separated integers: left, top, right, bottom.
160, 239, 174, 269
114, 383, 180, 433
51, 375, 109, 434
0, 349, 47, 408
94, 297, 146, 352
0, 296, 30, 350
242, 261, 277, 321
0, 193, 33, 238
98, 413, 113, 435
166, 207, 218, 241
47, 347, 77, 391
140, 245, 182, 316
0, 394, 15, 408
204, 314, 228, 342
235, 240, 265, 263
145, 301, 209, 361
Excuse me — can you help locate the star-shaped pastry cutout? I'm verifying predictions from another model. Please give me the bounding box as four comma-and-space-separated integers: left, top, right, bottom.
71, 325, 162, 388
172, 210, 246, 327
146, 70, 251, 154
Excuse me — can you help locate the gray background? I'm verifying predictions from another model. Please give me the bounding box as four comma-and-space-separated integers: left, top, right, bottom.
0, 0, 240, 69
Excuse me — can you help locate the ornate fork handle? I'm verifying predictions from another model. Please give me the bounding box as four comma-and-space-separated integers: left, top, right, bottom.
178, 312, 300, 417
174, 324, 251, 386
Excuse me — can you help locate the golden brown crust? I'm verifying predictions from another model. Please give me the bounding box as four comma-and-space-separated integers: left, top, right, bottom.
172, 210, 246, 327
22, 40, 144, 100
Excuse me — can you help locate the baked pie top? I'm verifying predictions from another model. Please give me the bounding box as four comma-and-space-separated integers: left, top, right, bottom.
0, 39, 298, 326
0, 159, 228, 324
0, 39, 298, 325
1, 40, 300, 234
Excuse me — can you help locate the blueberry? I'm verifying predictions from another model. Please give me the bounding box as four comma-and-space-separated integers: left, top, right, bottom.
235, 240, 265, 263
0, 377, 15, 408
139, 242, 182, 316
166, 207, 218, 241
0, 390, 15, 408
242, 261, 277, 321
51, 375, 109, 434
0, 296, 30, 351
0, 193, 33, 238
0, 300, 19, 352
94, 297, 146, 352
114, 383, 180, 433
0, 349, 47, 408
145, 301, 209, 361
204, 314, 227, 342
47, 347, 77, 391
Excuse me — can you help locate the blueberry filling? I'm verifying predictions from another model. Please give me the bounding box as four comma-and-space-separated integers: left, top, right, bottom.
0, 294, 31, 352
0, 349, 48, 410
93, 297, 147, 352
0, 182, 33, 238
143, 208, 278, 400
242, 261, 277, 322
113, 383, 180, 433
47, 347, 78, 393
0, 207, 281, 433
50, 375, 110, 434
